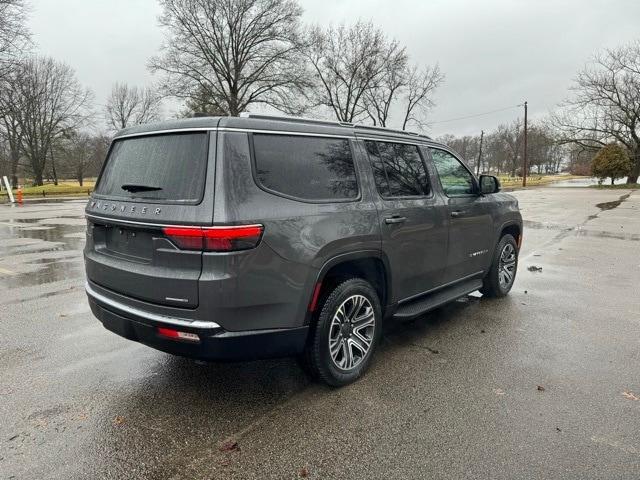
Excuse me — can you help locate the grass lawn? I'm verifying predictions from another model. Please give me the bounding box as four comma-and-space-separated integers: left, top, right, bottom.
498, 175, 586, 188
19, 180, 95, 197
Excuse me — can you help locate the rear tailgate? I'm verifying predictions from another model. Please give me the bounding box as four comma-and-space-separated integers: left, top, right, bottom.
84, 128, 217, 308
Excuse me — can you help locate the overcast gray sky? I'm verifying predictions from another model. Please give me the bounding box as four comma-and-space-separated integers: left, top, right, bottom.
29, 0, 640, 136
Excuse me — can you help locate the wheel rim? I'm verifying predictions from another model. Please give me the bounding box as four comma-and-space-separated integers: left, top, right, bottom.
498, 243, 517, 289
328, 294, 376, 371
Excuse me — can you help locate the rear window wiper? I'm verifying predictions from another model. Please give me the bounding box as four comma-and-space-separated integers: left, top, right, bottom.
121, 184, 163, 193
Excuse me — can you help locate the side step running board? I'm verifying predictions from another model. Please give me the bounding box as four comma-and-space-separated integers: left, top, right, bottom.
393, 278, 483, 320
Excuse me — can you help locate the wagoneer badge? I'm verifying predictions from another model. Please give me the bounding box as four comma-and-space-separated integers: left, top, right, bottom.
90, 201, 162, 215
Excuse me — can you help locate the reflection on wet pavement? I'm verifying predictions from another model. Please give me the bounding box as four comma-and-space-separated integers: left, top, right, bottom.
0, 199, 87, 289
548, 176, 629, 187
522, 191, 638, 241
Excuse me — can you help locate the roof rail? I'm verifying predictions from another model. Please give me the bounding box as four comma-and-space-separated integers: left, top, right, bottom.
238, 112, 432, 140
239, 112, 354, 128
353, 124, 431, 140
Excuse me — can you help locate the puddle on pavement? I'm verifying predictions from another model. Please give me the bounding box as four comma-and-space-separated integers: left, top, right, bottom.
0, 211, 86, 289
523, 220, 573, 232
2, 218, 85, 250
574, 229, 640, 242
522, 218, 639, 242
9, 217, 40, 223
595, 193, 631, 211
0, 244, 64, 256
3, 286, 83, 305
1, 256, 84, 289
27, 258, 61, 265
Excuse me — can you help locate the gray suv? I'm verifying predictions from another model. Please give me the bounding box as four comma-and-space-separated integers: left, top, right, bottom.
84, 114, 522, 386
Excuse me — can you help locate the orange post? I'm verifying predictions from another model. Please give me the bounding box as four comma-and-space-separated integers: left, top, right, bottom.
17, 187, 23, 204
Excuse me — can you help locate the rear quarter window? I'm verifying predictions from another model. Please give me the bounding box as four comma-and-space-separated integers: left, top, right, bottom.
95, 132, 209, 203
251, 134, 358, 202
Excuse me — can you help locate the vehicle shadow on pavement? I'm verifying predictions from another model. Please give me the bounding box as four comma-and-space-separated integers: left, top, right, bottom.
84, 294, 502, 479
83, 353, 309, 478
381, 294, 485, 349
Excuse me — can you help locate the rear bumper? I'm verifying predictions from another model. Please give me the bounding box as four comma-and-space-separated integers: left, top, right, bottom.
86, 282, 308, 361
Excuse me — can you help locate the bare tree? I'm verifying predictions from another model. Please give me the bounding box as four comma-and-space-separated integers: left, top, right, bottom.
149, 0, 309, 116
440, 118, 567, 176
105, 82, 162, 130
87, 133, 111, 178
401, 64, 444, 130
43, 130, 109, 187
0, 0, 30, 79
554, 40, 640, 183
6, 57, 92, 185
495, 119, 524, 176
182, 84, 228, 117
304, 21, 405, 123
0, 134, 7, 177
0, 64, 26, 187
566, 143, 596, 175
525, 123, 565, 174
0, 108, 22, 187
437, 134, 481, 170
0, 0, 30, 186
59, 132, 91, 186
363, 49, 408, 127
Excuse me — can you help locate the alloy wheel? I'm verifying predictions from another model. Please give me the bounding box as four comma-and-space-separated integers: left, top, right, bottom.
328, 294, 376, 371
498, 243, 517, 289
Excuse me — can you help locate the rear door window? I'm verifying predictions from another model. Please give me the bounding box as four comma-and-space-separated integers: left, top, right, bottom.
252, 134, 358, 201
95, 132, 209, 203
364, 140, 430, 197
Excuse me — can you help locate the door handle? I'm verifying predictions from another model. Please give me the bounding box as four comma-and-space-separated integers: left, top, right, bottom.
450, 210, 466, 218
385, 216, 407, 224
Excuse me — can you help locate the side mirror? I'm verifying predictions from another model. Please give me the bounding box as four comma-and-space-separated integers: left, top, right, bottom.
479, 175, 501, 194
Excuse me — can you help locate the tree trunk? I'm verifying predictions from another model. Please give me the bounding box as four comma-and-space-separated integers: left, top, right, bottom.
77, 166, 83, 186
51, 162, 58, 185
611, 177, 615, 186
228, 93, 239, 117
627, 148, 640, 184
10, 146, 19, 187
9, 140, 20, 188
34, 170, 44, 186
49, 147, 58, 186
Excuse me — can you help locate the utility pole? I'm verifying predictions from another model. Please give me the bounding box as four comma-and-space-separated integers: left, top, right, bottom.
522, 101, 528, 187
476, 130, 484, 176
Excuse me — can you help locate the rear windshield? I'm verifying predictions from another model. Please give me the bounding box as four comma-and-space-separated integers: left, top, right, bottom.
95, 133, 208, 203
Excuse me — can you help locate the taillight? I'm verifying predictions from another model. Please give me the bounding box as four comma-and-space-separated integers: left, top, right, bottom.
162, 224, 264, 252
162, 227, 204, 250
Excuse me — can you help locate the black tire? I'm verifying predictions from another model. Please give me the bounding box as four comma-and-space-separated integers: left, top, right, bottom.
481, 234, 518, 298
302, 278, 382, 387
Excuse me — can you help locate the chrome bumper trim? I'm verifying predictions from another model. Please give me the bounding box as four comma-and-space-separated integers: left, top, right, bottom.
85, 282, 221, 330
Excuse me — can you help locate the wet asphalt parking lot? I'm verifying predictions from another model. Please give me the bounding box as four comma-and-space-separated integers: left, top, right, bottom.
1, 188, 639, 480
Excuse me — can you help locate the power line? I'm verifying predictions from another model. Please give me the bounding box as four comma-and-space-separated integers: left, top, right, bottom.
430, 104, 523, 125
